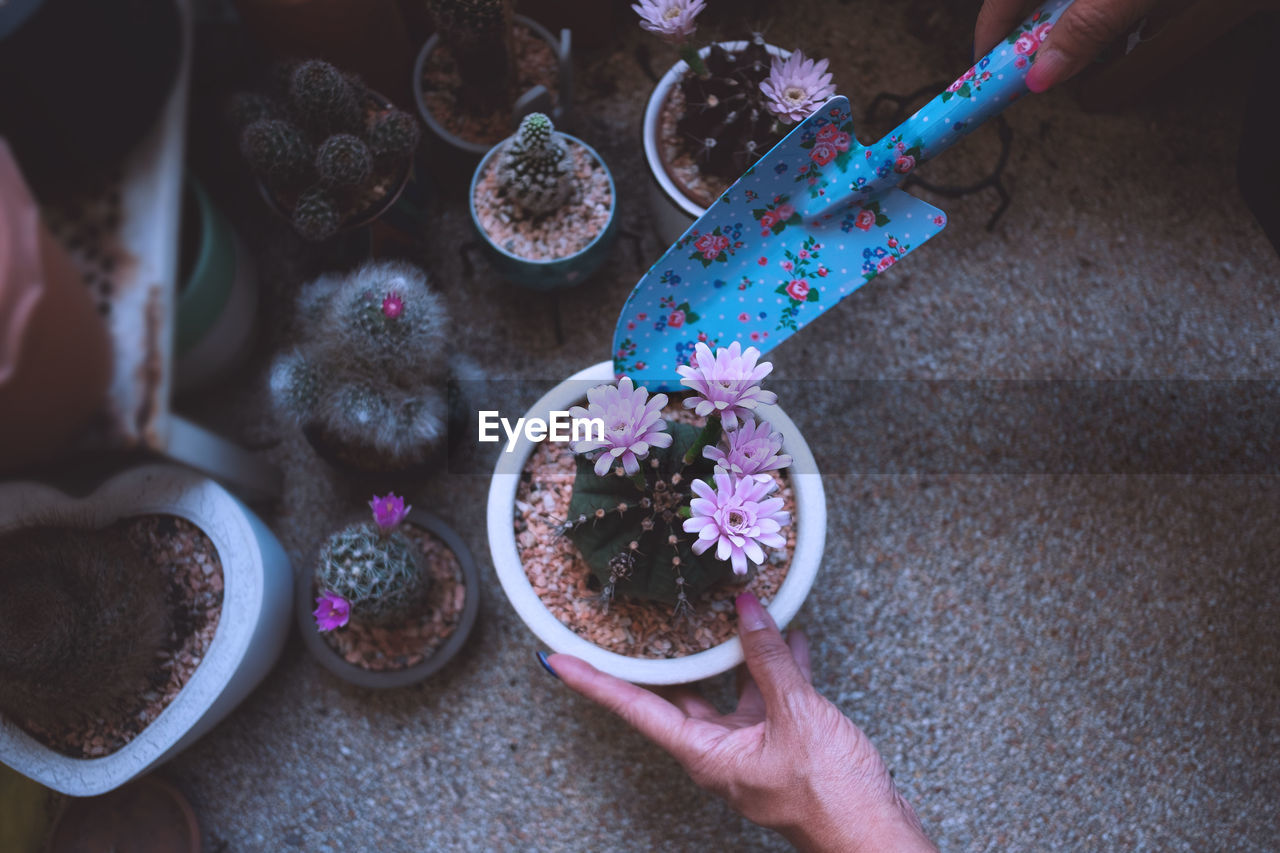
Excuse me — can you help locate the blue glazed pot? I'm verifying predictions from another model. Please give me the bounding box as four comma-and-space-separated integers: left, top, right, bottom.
469, 133, 617, 291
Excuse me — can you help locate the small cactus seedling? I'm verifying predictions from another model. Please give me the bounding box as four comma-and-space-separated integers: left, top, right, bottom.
496, 112, 574, 217
313, 494, 427, 628
232, 59, 422, 241
269, 260, 453, 470
315, 134, 373, 188
0, 524, 170, 728
563, 343, 792, 615
427, 0, 514, 112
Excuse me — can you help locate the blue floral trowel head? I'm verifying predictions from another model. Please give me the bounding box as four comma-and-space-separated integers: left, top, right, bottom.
614, 0, 1073, 390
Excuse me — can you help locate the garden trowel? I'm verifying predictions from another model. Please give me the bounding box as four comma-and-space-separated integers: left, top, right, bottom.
615, 0, 1072, 389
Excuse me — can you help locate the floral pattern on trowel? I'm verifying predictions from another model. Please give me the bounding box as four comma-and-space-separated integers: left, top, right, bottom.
615, 96, 945, 385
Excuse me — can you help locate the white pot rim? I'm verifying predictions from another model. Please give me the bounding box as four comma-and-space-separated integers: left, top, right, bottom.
0, 465, 271, 795
641, 40, 791, 222
486, 362, 826, 685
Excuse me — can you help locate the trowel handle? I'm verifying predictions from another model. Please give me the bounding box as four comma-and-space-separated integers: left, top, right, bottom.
857, 0, 1073, 197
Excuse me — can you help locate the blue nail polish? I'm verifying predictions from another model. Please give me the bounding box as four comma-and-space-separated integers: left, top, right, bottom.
536, 650, 559, 680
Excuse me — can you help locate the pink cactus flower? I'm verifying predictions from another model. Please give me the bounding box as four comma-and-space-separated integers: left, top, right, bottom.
761, 50, 836, 124
369, 493, 411, 530
569, 376, 672, 477
704, 418, 793, 481
632, 0, 705, 41
683, 471, 790, 575
382, 291, 404, 318
313, 590, 350, 631
676, 342, 777, 430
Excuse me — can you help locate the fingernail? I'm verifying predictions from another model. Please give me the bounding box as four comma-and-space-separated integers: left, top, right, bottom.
536, 650, 560, 680
735, 592, 768, 632
1026, 47, 1068, 93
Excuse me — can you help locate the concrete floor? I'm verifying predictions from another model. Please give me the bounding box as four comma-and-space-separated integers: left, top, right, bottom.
169, 1, 1279, 850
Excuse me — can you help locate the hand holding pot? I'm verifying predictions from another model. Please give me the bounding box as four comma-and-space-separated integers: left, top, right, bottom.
546, 593, 936, 853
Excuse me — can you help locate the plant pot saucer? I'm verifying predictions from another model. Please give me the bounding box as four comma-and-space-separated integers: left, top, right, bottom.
296, 509, 480, 689
46, 775, 200, 853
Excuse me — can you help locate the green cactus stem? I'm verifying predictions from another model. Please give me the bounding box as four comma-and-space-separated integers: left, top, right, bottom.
496, 112, 574, 217
314, 522, 427, 625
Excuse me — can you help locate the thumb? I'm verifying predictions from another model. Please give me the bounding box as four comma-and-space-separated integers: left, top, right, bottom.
1026, 0, 1149, 92
736, 592, 810, 719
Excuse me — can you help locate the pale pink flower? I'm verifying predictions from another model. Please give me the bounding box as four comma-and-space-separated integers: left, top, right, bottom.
382, 291, 403, 318
632, 0, 705, 42
684, 472, 789, 575
704, 418, 792, 481
570, 376, 673, 477
313, 590, 350, 631
760, 50, 836, 124
369, 492, 411, 530
676, 342, 777, 430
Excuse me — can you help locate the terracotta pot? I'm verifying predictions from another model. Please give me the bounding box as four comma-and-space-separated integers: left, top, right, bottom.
0, 140, 112, 471
485, 362, 828, 686
231, 0, 415, 107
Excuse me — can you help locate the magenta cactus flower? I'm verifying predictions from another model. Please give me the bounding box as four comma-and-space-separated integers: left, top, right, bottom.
570, 376, 673, 477
369, 492, 411, 530
313, 590, 351, 631
704, 418, 792, 481
632, 0, 705, 42
676, 342, 777, 430
684, 471, 790, 575
382, 291, 403, 318
760, 50, 836, 124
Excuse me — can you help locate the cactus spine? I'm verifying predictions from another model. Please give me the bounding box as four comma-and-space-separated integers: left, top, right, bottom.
496, 112, 574, 217
314, 522, 427, 626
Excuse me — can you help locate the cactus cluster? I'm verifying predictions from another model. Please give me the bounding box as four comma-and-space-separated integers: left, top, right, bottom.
269, 260, 454, 471
496, 112, 574, 217
677, 35, 783, 182
232, 59, 420, 242
0, 525, 170, 728
427, 0, 515, 112
315, 520, 427, 627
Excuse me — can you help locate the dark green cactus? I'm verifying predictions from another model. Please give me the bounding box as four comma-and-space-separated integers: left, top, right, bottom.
292, 186, 341, 242
315, 134, 373, 188
496, 112, 573, 217
288, 59, 363, 137
367, 110, 421, 159
226, 92, 281, 130
428, 0, 514, 112
240, 118, 313, 184
0, 525, 170, 728
677, 35, 782, 182
565, 420, 729, 610
314, 522, 427, 626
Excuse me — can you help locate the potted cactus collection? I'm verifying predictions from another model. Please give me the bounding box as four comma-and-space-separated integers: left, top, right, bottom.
269, 260, 466, 476
231, 59, 421, 242
0, 466, 293, 796
413, 0, 572, 157
297, 493, 480, 688
470, 112, 617, 289
486, 345, 827, 685
634, 0, 837, 245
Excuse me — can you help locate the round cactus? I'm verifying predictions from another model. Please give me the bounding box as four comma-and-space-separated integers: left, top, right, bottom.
289, 59, 363, 136
367, 110, 421, 159
496, 112, 574, 217
314, 521, 427, 625
292, 186, 342, 241
226, 92, 281, 130
315, 134, 373, 188
240, 118, 312, 185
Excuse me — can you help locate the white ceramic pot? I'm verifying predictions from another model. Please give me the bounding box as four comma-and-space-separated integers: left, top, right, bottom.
0, 465, 293, 796
486, 362, 826, 685
642, 40, 788, 249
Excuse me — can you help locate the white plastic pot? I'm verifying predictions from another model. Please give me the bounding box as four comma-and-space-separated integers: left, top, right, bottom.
642, 40, 788, 249
0, 465, 293, 796
486, 362, 826, 685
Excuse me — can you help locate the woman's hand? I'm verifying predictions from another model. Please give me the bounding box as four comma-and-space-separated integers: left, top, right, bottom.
544, 592, 937, 853
975, 0, 1159, 91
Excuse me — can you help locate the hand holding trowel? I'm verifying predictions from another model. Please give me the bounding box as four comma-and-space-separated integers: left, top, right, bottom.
615, 0, 1073, 389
